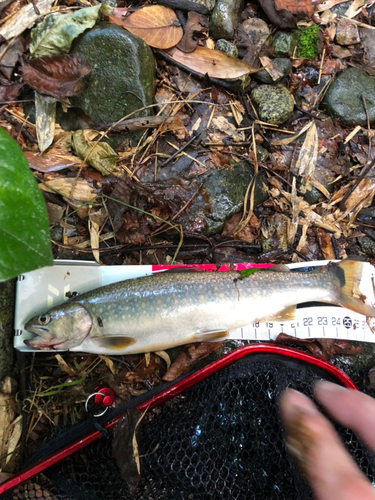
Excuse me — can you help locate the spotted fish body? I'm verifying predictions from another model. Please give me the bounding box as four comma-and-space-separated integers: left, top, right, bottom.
25, 261, 375, 354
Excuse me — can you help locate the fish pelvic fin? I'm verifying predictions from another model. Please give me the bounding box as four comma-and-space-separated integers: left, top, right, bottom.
262, 305, 296, 322
332, 260, 375, 316
91, 336, 136, 350
193, 331, 229, 342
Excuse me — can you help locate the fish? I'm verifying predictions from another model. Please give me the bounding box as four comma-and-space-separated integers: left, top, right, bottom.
24, 260, 375, 354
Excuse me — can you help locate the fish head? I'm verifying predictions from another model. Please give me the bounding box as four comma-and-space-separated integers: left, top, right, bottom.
24, 302, 92, 350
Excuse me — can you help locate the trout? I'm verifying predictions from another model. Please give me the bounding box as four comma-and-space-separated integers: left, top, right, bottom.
25, 260, 375, 354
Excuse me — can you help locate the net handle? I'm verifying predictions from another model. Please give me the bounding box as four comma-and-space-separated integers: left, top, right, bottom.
0, 344, 356, 495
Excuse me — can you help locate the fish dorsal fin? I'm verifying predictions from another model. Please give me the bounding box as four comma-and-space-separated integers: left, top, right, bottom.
269, 264, 290, 273
261, 305, 296, 321
193, 331, 229, 342
162, 267, 206, 273
91, 336, 136, 350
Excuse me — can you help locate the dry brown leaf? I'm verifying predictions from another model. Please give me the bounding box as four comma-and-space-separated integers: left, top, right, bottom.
121, 5, 183, 50
259, 56, 284, 81
0, 0, 54, 40
99, 355, 116, 375
155, 350, 171, 370
21, 55, 91, 99
165, 46, 257, 80
89, 215, 101, 264
40, 176, 99, 201
25, 149, 78, 173
293, 121, 318, 194
275, 0, 315, 17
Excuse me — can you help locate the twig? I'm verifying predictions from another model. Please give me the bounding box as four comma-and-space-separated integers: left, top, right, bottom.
158, 130, 200, 168
287, 245, 310, 261
339, 158, 375, 211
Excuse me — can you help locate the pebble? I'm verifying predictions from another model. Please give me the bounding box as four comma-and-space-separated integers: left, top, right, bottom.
336, 18, 360, 45
323, 67, 375, 126
209, 0, 242, 40
254, 57, 292, 84
215, 39, 238, 58
271, 30, 300, 57
241, 17, 270, 52
251, 84, 294, 125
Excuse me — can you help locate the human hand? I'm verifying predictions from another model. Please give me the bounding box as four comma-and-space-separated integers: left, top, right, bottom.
280, 381, 375, 500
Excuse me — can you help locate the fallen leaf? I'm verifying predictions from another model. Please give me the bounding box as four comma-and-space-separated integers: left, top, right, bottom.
258, 0, 297, 28
99, 355, 116, 375
35, 92, 56, 152
0, 0, 54, 41
165, 46, 257, 80
0, 36, 25, 80
122, 5, 183, 50
72, 130, 118, 176
259, 56, 284, 81
293, 121, 318, 194
275, 0, 315, 17
162, 342, 223, 381
112, 408, 143, 496
155, 350, 171, 370
30, 3, 109, 57
0, 81, 23, 102
40, 176, 99, 201
25, 149, 78, 173
176, 11, 207, 53
21, 55, 91, 99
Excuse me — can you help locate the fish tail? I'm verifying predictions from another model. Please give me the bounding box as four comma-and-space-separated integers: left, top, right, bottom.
331, 260, 375, 316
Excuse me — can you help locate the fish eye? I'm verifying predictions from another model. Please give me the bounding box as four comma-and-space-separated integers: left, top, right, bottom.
38, 314, 51, 325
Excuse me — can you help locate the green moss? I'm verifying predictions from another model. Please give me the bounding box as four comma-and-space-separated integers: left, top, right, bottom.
296, 24, 320, 59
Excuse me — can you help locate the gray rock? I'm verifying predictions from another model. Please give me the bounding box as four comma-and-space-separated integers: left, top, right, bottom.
331, 0, 351, 16
323, 67, 375, 126
0, 280, 15, 381
254, 57, 292, 84
70, 23, 155, 144
178, 160, 268, 235
361, 28, 375, 66
209, 0, 243, 40
215, 39, 238, 58
271, 30, 300, 57
251, 84, 294, 125
241, 17, 270, 52
261, 214, 288, 252
358, 236, 375, 257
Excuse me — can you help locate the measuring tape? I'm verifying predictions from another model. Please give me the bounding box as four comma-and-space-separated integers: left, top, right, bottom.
14, 259, 375, 351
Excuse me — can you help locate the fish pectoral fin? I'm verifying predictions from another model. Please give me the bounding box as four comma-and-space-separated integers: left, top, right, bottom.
192, 330, 229, 342
261, 305, 296, 321
91, 336, 136, 350
267, 264, 291, 273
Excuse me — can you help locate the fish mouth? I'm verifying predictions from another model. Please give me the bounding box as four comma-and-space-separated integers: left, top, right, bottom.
24, 337, 71, 350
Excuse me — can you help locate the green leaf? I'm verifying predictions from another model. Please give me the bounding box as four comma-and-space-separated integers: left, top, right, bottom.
0, 127, 53, 280
72, 130, 118, 176
30, 3, 108, 57
239, 268, 260, 278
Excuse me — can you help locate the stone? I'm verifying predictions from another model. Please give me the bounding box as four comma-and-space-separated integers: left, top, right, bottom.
251, 84, 294, 125
0, 280, 16, 381
361, 28, 375, 66
336, 18, 360, 45
256, 145, 269, 162
209, 0, 243, 40
241, 17, 270, 52
254, 57, 292, 84
323, 67, 375, 126
195, 160, 268, 235
70, 23, 155, 144
215, 39, 238, 58
271, 30, 300, 57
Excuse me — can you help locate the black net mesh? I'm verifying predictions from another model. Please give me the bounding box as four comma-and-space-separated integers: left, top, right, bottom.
4, 353, 375, 500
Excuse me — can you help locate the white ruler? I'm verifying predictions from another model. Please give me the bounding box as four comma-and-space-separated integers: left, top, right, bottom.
14, 260, 375, 352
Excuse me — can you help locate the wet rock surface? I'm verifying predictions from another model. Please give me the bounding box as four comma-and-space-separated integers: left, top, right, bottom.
241, 17, 270, 52
336, 18, 360, 45
254, 57, 292, 84
271, 30, 299, 57
70, 23, 155, 143
323, 67, 375, 126
251, 84, 294, 124
209, 0, 243, 40
0, 280, 16, 381
215, 39, 238, 58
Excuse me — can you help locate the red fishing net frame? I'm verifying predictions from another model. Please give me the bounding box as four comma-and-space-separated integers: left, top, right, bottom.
0, 344, 357, 496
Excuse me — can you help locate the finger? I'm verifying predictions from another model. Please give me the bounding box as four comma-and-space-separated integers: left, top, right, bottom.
280, 389, 374, 500
315, 381, 375, 453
